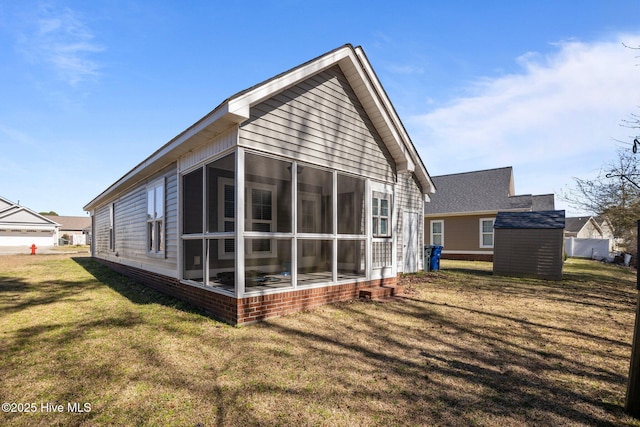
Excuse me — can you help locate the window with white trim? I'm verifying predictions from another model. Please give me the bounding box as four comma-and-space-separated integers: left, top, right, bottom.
480, 218, 495, 248
147, 179, 165, 254
372, 193, 391, 237
247, 185, 275, 255
430, 220, 443, 246
218, 178, 276, 258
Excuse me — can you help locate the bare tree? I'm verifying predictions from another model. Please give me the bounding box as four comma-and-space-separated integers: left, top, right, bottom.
562, 149, 640, 252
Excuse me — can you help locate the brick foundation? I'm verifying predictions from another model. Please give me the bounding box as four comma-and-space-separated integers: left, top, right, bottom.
94, 258, 396, 325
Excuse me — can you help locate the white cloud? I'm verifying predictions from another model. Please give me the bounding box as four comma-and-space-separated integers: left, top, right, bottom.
409, 33, 640, 214
388, 64, 424, 75
16, 3, 104, 86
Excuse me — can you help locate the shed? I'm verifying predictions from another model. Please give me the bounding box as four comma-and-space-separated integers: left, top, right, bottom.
493, 210, 565, 280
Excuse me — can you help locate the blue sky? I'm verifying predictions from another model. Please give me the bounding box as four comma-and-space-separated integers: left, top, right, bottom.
1, 1, 639, 216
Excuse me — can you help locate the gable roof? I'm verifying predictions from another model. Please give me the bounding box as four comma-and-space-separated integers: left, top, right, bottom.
564, 216, 602, 234
0, 196, 59, 229
84, 44, 435, 212
494, 210, 566, 229
424, 166, 555, 215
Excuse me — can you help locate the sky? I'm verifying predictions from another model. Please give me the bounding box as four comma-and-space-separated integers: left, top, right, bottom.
1, 1, 639, 217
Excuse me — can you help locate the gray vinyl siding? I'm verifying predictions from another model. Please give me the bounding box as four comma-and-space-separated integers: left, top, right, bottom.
93, 163, 178, 275
93, 204, 110, 255
239, 65, 395, 183
397, 172, 425, 271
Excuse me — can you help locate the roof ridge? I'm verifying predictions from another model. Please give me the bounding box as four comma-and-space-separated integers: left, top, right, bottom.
432, 166, 512, 178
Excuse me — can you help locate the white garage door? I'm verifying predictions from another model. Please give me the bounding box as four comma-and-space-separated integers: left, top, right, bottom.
0, 230, 56, 247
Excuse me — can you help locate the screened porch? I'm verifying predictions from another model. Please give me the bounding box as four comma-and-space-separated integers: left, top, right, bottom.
180, 148, 393, 296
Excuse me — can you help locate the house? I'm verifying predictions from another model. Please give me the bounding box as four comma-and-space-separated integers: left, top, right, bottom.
493, 210, 565, 280
83, 44, 435, 325
563, 215, 616, 258
0, 196, 59, 249
44, 215, 92, 245
596, 215, 620, 250
424, 167, 554, 261
564, 216, 603, 239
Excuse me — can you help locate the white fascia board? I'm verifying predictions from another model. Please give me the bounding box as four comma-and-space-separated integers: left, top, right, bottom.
84, 103, 247, 212
351, 50, 408, 160
353, 47, 433, 195
227, 48, 353, 115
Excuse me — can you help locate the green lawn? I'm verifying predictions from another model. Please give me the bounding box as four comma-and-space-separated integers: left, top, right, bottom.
1, 254, 639, 426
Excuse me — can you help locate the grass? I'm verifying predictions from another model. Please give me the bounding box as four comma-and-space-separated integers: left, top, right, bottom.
0, 254, 639, 426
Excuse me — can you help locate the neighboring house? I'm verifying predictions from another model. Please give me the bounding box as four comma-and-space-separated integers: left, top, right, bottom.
83, 44, 435, 325
44, 215, 92, 245
493, 210, 565, 280
596, 216, 620, 250
424, 167, 555, 261
564, 216, 603, 239
0, 196, 59, 248
564, 215, 618, 256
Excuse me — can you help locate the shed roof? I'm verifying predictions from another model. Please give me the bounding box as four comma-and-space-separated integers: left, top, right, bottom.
424, 167, 554, 215
494, 210, 566, 229
84, 44, 434, 212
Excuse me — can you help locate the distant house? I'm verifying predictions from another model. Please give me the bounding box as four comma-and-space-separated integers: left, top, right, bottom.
44, 215, 91, 245
83, 44, 436, 325
564, 216, 603, 239
0, 196, 59, 249
493, 210, 565, 280
564, 215, 618, 257
424, 167, 554, 261
596, 216, 619, 250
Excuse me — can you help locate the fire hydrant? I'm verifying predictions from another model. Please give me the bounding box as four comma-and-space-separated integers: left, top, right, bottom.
30, 244, 37, 255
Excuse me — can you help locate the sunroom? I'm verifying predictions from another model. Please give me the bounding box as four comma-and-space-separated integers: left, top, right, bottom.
181, 148, 395, 297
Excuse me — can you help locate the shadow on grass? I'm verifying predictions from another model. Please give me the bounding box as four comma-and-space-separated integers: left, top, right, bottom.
263, 297, 628, 427
0, 276, 100, 316
71, 257, 205, 317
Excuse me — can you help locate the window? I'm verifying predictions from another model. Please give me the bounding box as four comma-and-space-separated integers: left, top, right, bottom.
480, 218, 495, 248
248, 186, 274, 254
109, 203, 115, 251
218, 178, 276, 258
372, 194, 391, 237
147, 179, 165, 254
222, 182, 235, 253
430, 220, 443, 246
216, 178, 236, 257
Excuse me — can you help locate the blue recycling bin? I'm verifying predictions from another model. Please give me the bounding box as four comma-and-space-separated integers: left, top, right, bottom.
429, 245, 443, 271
